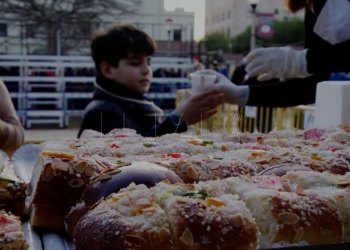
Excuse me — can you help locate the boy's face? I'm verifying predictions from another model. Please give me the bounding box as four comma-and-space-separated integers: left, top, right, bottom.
108, 54, 152, 95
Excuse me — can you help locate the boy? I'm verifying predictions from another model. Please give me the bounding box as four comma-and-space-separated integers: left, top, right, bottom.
78, 24, 224, 137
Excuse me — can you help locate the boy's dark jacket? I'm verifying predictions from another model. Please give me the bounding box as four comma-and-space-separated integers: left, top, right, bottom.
77, 75, 187, 137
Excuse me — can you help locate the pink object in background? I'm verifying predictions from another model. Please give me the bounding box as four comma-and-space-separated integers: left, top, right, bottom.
257, 13, 274, 38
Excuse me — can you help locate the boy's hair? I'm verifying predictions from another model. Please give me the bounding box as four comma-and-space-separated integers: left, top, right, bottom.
91, 24, 157, 75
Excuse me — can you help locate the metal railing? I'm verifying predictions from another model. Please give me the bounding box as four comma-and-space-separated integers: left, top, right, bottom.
1, 55, 194, 128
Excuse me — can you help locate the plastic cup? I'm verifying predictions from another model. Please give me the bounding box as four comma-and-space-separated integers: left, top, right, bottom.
189, 73, 217, 95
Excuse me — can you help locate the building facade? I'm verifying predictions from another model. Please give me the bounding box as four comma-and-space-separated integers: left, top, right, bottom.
205, 0, 304, 38
0, 0, 194, 55
120, 0, 194, 42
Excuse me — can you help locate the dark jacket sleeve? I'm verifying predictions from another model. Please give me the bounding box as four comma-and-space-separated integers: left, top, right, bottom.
231, 64, 247, 85
307, 39, 350, 73
143, 116, 188, 137
78, 109, 125, 138
246, 73, 330, 107
78, 101, 188, 138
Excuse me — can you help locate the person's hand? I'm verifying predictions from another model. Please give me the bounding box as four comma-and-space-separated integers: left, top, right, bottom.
244, 47, 311, 81
173, 88, 224, 125
195, 69, 249, 106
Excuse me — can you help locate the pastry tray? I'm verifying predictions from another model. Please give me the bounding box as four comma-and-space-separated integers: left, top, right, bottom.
270, 242, 350, 250
23, 222, 75, 250
22, 223, 350, 250
4, 145, 350, 249
0, 145, 74, 250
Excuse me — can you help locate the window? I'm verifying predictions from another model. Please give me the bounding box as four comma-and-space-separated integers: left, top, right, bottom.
274, 8, 279, 15
173, 29, 182, 41
212, 16, 215, 23
222, 13, 225, 21
131, 0, 142, 6
227, 28, 230, 37
228, 11, 231, 19
0, 23, 7, 37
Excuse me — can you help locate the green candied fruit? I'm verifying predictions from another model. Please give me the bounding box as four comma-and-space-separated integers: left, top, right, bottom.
0, 179, 12, 187
143, 142, 158, 148
160, 192, 174, 201
197, 190, 211, 199
180, 191, 197, 198
203, 141, 214, 145
214, 157, 223, 160
172, 189, 210, 200
208, 154, 223, 160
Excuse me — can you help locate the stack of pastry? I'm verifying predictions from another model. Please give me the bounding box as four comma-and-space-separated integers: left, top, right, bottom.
73, 172, 349, 249
26, 125, 350, 249
0, 152, 30, 250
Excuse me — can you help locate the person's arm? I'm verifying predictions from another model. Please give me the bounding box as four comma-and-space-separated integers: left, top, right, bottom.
195, 69, 331, 108
78, 109, 126, 138
80, 109, 187, 138
143, 113, 188, 137
231, 64, 247, 85
79, 89, 224, 138
0, 79, 25, 151
144, 88, 225, 137
246, 72, 330, 107
244, 37, 350, 82
307, 39, 350, 73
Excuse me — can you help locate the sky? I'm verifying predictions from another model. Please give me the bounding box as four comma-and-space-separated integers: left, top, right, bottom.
164, 0, 205, 41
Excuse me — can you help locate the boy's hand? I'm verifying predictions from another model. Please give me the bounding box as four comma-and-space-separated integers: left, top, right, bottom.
174, 88, 224, 125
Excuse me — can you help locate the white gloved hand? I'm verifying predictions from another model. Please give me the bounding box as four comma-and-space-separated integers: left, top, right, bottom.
244, 47, 312, 81
195, 69, 249, 106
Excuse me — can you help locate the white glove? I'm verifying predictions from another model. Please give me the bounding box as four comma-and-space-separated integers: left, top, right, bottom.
244, 47, 312, 81
195, 69, 249, 106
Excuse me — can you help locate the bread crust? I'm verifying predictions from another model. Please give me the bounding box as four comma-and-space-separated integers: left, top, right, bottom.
82, 162, 182, 206
0, 210, 28, 250
0, 183, 28, 220
74, 182, 260, 250
223, 176, 343, 248
162, 196, 259, 250
282, 171, 350, 241
74, 187, 173, 250
29, 126, 350, 247
0, 155, 28, 220
66, 162, 181, 238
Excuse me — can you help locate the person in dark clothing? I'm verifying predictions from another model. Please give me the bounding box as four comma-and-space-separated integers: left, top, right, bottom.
230, 51, 249, 85
153, 68, 169, 78
231, 64, 247, 86
231, 64, 278, 133
78, 24, 224, 137
198, 0, 350, 108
